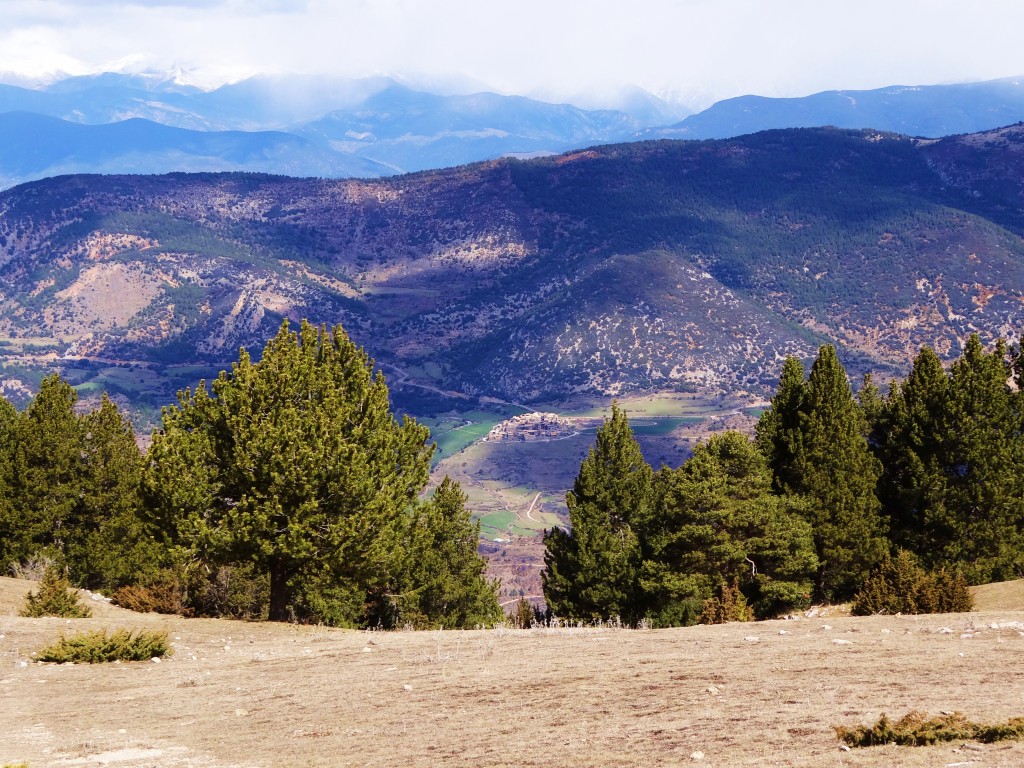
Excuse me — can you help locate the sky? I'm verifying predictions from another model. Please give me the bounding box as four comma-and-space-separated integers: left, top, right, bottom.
1, 0, 1023, 109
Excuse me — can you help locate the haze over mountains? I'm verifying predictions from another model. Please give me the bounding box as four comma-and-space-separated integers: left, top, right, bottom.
2, 73, 1024, 190
0, 73, 677, 188
3, 124, 1024, 418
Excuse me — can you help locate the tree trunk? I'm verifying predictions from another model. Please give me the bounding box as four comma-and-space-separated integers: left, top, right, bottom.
268, 557, 291, 622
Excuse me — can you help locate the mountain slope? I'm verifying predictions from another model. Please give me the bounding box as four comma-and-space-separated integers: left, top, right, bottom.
0, 75, 657, 182
649, 78, 1024, 140
2, 126, 1024, 413
0, 112, 390, 188
298, 84, 643, 171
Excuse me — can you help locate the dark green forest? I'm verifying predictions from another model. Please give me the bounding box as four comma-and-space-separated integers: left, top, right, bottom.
543, 334, 1022, 626
0, 320, 501, 629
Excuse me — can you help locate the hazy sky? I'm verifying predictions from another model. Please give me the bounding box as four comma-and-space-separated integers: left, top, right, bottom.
2, 0, 1023, 108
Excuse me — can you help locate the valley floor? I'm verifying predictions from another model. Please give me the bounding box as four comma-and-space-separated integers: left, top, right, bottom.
2, 577, 1023, 767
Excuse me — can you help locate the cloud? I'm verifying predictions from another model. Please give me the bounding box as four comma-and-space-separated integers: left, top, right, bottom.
63, 0, 309, 9
0, 0, 1021, 104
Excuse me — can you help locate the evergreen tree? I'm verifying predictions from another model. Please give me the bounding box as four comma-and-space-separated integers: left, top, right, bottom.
641, 431, 817, 623
940, 335, 1024, 581
799, 346, 887, 599
876, 346, 950, 557
857, 372, 885, 443
0, 386, 154, 588
542, 403, 651, 624
20, 564, 92, 618
0, 395, 19, 570
144, 320, 433, 626
879, 336, 1024, 581
71, 394, 156, 590
8, 374, 84, 566
399, 477, 502, 629
755, 355, 806, 493
758, 346, 886, 600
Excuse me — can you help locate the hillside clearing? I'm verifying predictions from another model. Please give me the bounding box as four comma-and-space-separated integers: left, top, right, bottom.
2, 576, 1024, 767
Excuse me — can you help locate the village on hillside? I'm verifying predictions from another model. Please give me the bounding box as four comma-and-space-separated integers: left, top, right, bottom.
485, 412, 577, 442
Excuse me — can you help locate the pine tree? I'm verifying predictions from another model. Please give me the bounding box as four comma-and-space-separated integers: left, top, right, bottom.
940, 336, 1024, 581
876, 346, 950, 557
857, 372, 885, 443
642, 431, 817, 623
759, 347, 886, 600
755, 355, 806, 493
542, 403, 651, 624
144, 320, 433, 626
8, 374, 84, 566
0, 395, 20, 571
879, 337, 1024, 581
399, 477, 502, 629
20, 564, 92, 618
71, 394, 156, 590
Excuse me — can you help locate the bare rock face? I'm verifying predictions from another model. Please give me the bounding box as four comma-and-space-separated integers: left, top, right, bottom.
2, 126, 1024, 413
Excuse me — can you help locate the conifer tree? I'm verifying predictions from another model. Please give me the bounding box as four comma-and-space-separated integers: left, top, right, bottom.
0, 395, 19, 570
8, 374, 83, 566
755, 355, 806, 493
940, 335, 1024, 581
875, 346, 950, 557
542, 403, 651, 624
857, 372, 885, 443
642, 431, 817, 623
144, 320, 433, 626
758, 346, 886, 600
879, 336, 1024, 581
20, 564, 92, 618
71, 394, 155, 590
399, 477, 502, 629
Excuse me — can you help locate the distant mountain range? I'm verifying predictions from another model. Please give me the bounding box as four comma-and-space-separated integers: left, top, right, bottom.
0, 112, 388, 189
3, 73, 1024, 190
0, 74, 669, 187
647, 78, 1024, 140
2, 124, 1024, 420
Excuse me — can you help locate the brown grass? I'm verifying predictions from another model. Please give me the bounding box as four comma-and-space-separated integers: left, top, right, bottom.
2, 576, 1024, 767
972, 578, 1024, 611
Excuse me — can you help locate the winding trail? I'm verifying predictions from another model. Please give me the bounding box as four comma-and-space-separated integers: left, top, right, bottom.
524, 491, 542, 523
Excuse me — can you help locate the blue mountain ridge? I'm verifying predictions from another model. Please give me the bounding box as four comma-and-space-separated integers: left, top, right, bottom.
3, 73, 1024, 189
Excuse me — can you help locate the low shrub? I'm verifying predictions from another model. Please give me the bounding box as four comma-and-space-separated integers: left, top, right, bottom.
836, 711, 1024, 747
699, 577, 753, 624
111, 572, 190, 616
645, 598, 702, 629
9, 553, 55, 581
36, 629, 170, 663
852, 550, 973, 616
506, 597, 543, 629
189, 563, 269, 620
20, 567, 92, 619
111, 563, 268, 619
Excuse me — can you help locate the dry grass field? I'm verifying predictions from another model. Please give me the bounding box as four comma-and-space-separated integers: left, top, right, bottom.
2, 575, 1024, 768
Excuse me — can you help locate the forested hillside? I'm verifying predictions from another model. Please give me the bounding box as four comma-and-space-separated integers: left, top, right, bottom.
2, 126, 1024, 414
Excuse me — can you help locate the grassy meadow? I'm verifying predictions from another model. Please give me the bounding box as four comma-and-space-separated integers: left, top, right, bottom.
2, 576, 1022, 767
